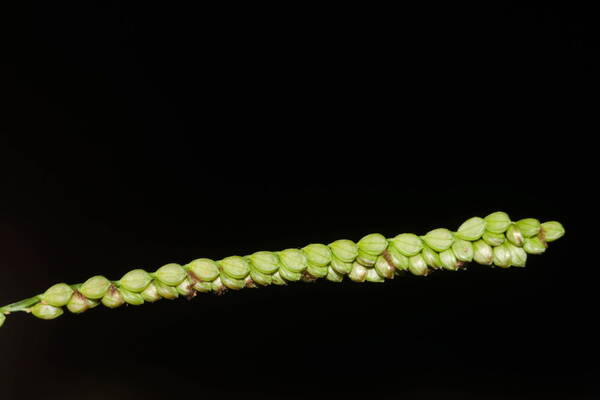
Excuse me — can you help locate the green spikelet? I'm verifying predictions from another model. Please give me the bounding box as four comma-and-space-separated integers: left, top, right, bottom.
141, 282, 162, 303
249, 267, 272, 286
452, 239, 474, 262
493, 242, 512, 268
41, 283, 74, 307
541, 221, 565, 242
101, 285, 125, 308
423, 228, 454, 252
506, 224, 525, 246
456, 217, 486, 241
358, 233, 388, 256
303, 243, 332, 267
524, 236, 547, 254
374, 255, 395, 279
79, 276, 111, 299
329, 240, 358, 263
516, 218, 541, 237
507, 243, 527, 267
348, 262, 368, 282
155, 263, 187, 286
384, 246, 409, 271
422, 246, 442, 269
473, 240, 493, 265
120, 288, 145, 305
356, 249, 378, 267
391, 233, 422, 256
484, 211, 512, 234
330, 256, 353, 275
154, 280, 179, 299
66, 291, 96, 313
326, 266, 344, 283
31, 303, 63, 320
483, 231, 505, 246
119, 269, 153, 293
186, 258, 220, 281
440, 249, 459, 271
408, 254, 428, 276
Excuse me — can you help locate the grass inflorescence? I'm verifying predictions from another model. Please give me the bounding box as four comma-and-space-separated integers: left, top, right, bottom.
0, 212, 565, 329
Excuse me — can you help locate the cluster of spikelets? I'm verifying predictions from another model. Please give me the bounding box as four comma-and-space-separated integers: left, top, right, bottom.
0, 212, 565, 328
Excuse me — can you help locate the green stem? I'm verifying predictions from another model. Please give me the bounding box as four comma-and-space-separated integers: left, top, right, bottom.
0, 295, 42, 313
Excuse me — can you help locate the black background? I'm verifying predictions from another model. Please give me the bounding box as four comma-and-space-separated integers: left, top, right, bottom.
1, 2, 597, 399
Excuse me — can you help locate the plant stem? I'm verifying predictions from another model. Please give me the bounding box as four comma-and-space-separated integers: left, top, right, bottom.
0, 295, 42, 314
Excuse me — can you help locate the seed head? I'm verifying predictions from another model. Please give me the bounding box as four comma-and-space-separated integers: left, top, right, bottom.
0, 213, 566, 329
